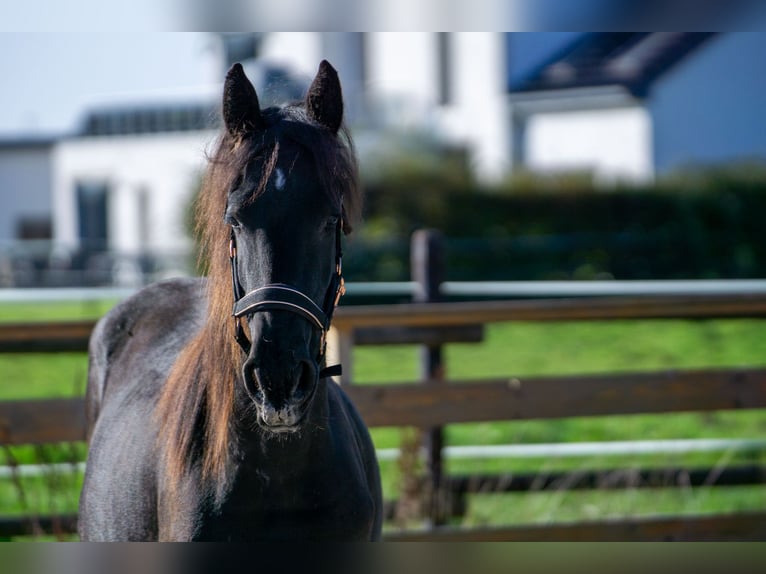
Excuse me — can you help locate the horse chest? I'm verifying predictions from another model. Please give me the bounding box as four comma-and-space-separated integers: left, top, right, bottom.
193, 452, 375, 541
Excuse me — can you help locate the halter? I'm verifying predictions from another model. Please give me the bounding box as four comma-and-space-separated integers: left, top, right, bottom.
228, 217, 346, 379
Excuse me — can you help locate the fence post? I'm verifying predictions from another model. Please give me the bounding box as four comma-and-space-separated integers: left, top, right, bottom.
325, 326, 353, 385
411, 229, 447, 525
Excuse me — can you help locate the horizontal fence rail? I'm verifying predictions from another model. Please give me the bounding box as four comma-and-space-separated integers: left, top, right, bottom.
446, 464, 766, 493
2, 367, 766, 445
385, 512, 766, 542
4, 293, 766, 353
0, 398, 86, 445
0, 321, 94, 352
2, 511, 765, 541
4, 279, 766, 304
0, 514, 79, 539
376, 439, 766, 461
0, 287, 137, 304
442, 279, 766, 298
331, 294, 766, 329
346, 368, 766, 427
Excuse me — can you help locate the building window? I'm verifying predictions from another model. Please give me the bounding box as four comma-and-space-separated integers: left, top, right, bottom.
76, 182, 109, 253
16, 217, 52, 240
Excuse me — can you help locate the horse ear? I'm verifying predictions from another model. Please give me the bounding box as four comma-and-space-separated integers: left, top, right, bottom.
223, 63, 263, 137
305, 60, 343, 134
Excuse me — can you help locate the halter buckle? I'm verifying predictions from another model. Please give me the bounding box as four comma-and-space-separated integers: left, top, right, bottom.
333, 277, 346, 308
319, 330, 327, 356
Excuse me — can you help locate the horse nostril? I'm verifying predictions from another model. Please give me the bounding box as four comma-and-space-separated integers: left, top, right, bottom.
293, 360, 317, 402
243, 369, 265, 404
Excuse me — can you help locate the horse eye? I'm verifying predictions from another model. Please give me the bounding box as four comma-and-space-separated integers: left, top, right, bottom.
224, 212, 241, 228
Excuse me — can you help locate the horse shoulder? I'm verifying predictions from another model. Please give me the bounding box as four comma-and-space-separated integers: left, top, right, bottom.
327, 381, 384, 539
85, 277, 207, 432
81, 277, 207, 540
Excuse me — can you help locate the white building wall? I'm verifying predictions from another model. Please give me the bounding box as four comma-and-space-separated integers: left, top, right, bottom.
259, 32, 323, 80
525, 106, 653, 183
366, 33, 438, 103
258, 33, 367, 123
257, 32, 513, 181
439, 32, 510, 181
260, 32, 440, 126
53, 131, 215, 257
366, 32, 439, 126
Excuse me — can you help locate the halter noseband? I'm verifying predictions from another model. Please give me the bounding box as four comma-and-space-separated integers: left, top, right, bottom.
228, 217, 346, 379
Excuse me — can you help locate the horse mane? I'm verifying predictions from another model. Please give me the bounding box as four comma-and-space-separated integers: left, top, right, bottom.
155, 104, 361, 500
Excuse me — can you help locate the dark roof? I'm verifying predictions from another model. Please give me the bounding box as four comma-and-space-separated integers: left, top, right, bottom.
78, 103, 219, 137
0, 135, 59, 150
511, 33, 718, 98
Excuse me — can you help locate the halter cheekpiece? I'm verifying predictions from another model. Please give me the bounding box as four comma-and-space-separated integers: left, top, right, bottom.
228, 217, 346, 379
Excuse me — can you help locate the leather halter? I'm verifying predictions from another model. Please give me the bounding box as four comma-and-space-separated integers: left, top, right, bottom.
228, 217, 345, 379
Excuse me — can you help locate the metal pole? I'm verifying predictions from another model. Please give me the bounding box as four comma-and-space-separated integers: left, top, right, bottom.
411, 229, 447, 525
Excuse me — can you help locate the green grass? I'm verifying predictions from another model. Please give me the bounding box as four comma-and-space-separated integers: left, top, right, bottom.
355, 319, 766, 384
1, 301, 766, 536
0, 471, 82, 516
0, 354, 88, 400
463, 484, 766, 527
0, 300, 117, 323
0, 300, 112, 400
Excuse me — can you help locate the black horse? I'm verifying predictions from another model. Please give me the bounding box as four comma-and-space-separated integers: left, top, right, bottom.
78, 61, 383, 541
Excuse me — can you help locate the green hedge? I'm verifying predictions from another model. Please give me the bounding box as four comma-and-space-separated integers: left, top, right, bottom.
349, 170, 766, 282
185, 158, 766, 283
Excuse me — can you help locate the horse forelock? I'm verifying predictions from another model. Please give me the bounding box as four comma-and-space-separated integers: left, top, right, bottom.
156, 104, 361, 502
241, 106, 361, 223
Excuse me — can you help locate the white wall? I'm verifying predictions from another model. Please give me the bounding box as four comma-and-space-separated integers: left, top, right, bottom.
366, 32, 439, 128
524, 106, 653, 183
259, 32, 323, 80
258, 33, 367, 123
53, 131, 215, 258
258, 32, 513, 181
439, 32, 510, 181
365, 32, 512, 180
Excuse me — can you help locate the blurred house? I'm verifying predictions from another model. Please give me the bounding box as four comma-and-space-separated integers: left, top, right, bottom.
52, 101, 218, 286
0, 110, 221, 288
0, 37, 310, 287
255, 32, 766, 184
2, 32, 765, 287
253, 33, 512, 181
49, 52, 310, 288
509, 32, 766, 182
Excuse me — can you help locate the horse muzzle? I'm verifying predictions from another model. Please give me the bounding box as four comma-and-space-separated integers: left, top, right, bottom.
243, 357, 319, 433
258, 404, 303, 432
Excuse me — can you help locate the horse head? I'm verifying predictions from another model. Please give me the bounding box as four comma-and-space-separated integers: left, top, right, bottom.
221, 61, 353, 433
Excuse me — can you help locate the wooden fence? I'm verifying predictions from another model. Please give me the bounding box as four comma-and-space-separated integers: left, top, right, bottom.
2, 232, 766, 540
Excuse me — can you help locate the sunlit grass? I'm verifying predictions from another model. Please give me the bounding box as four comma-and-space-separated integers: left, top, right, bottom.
0, 300, 118, 323
463, 485, 766, 527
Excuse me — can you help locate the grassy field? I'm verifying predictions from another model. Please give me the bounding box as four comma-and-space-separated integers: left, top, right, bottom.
1, 300, 765, 536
